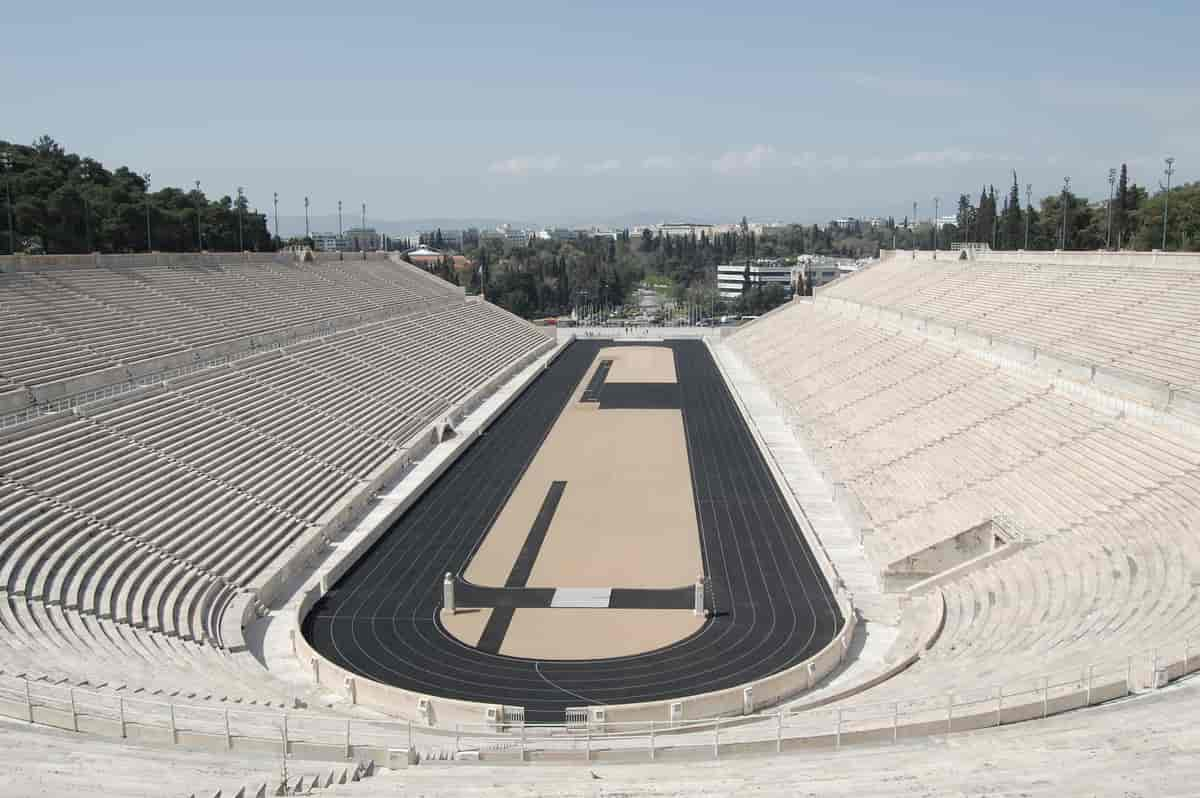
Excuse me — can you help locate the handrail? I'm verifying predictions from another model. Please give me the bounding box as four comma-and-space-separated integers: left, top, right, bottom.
0, 636, 1192, 759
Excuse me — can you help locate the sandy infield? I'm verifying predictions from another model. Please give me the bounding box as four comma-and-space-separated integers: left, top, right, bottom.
442, 607, 702, 659
604, 345, 678, 383
451, 345, 704, 658
465, 346, 700, 588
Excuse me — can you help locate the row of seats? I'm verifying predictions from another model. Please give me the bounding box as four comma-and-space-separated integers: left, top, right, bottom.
733, 301, 1200, 568
0, 257, 551, 708
833, 474, 1200, 705
0, 257, 463, 388
821, 256, 1200, 390
731, 255, 1200, 721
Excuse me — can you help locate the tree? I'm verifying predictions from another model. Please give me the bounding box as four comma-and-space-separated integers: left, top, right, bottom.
1132, 181, 1200, 252
1003, 174, 1022, 250
742, 261, 751, 295
956, 195, 975, 242
0, 136, 275, 254
972, 186, 997, 247
1114, 164, 1130, 249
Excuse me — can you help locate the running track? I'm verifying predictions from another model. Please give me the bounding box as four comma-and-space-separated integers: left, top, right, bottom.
302, 340, 842, 722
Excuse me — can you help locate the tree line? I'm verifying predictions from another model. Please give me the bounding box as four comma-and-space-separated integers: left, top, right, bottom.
2, 137, 1195, 323
0, 136, 275, 254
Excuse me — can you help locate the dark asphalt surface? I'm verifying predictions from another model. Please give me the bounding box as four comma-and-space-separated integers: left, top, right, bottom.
302, 340, 843, 722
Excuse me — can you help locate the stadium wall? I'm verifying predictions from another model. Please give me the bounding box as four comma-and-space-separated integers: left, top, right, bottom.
0, 251, 294, 272
878, 248, 1200, 269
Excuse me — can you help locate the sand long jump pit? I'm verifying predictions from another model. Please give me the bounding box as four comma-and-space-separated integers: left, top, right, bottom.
441, 344, 705, 660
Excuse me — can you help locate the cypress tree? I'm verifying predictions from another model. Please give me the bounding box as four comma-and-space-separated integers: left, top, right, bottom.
1003, 172, 1022, 250
1114, 164, 1130, 249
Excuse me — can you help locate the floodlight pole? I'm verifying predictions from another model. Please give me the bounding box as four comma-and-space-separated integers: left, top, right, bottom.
1025, 184, 1032, 250
80, 171, 92, 252
1162, 157, 1176, 250
933, 197, 939, 256
1059, 177, 1070, 250
195, 180, 203, 251
912, 201, 918, 258
143, 172, 153, 252
2, 151, 16, 255
361, 203, 367, 250
1105, 168, 1116, 249
338, 200, 343, 239
272, 192, 279, 243
304, 196, 310, 240
237, 186, 245, 252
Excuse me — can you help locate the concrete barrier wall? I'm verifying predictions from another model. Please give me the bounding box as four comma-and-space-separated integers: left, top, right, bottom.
0, 638, 1188, 762
877, 249, 1200, 271
977, 250, 1200, 270
0, 251, 299, 272
595, 598, 856, 725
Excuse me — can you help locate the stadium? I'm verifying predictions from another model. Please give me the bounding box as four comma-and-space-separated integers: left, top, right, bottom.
1, 246, 1198, 795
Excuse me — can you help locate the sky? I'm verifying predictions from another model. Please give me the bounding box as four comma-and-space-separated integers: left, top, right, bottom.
4, 1, 1197, 233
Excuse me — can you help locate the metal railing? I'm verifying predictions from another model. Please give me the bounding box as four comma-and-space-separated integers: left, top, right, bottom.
0, 638, 1194, 761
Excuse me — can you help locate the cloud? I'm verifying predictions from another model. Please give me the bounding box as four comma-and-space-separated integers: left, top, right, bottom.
900, 149, 1014, 166
840, 71, 968, 99
790, 152, 850, 171
584, 158, 621, 174
488, 154, 563, 176
712, 144, 778, 175
849, 149, 1020, 170
641, 155, 681, 170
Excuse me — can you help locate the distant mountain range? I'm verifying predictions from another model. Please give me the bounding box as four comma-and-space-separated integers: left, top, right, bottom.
274, 210, 706, 238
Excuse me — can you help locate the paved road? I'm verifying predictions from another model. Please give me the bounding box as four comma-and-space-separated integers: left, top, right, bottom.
302, 340, 842, 722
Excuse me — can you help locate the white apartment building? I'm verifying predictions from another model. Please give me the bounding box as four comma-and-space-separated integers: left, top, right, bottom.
717, 259, 795, 298
536, 227, 578, 241
658, 222, 716, 238
797, 256, 858, 290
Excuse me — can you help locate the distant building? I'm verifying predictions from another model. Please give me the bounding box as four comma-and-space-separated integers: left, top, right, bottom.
717, 259, 794, 298
344, 227, 382, 251
406, 245, 444, 267
801, 261, 848, 289
500, 225, 532, 244
421, 229, 464, 249
537, 227, 577, 241
658, 222, 715, 238
310, 232, 345, 252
